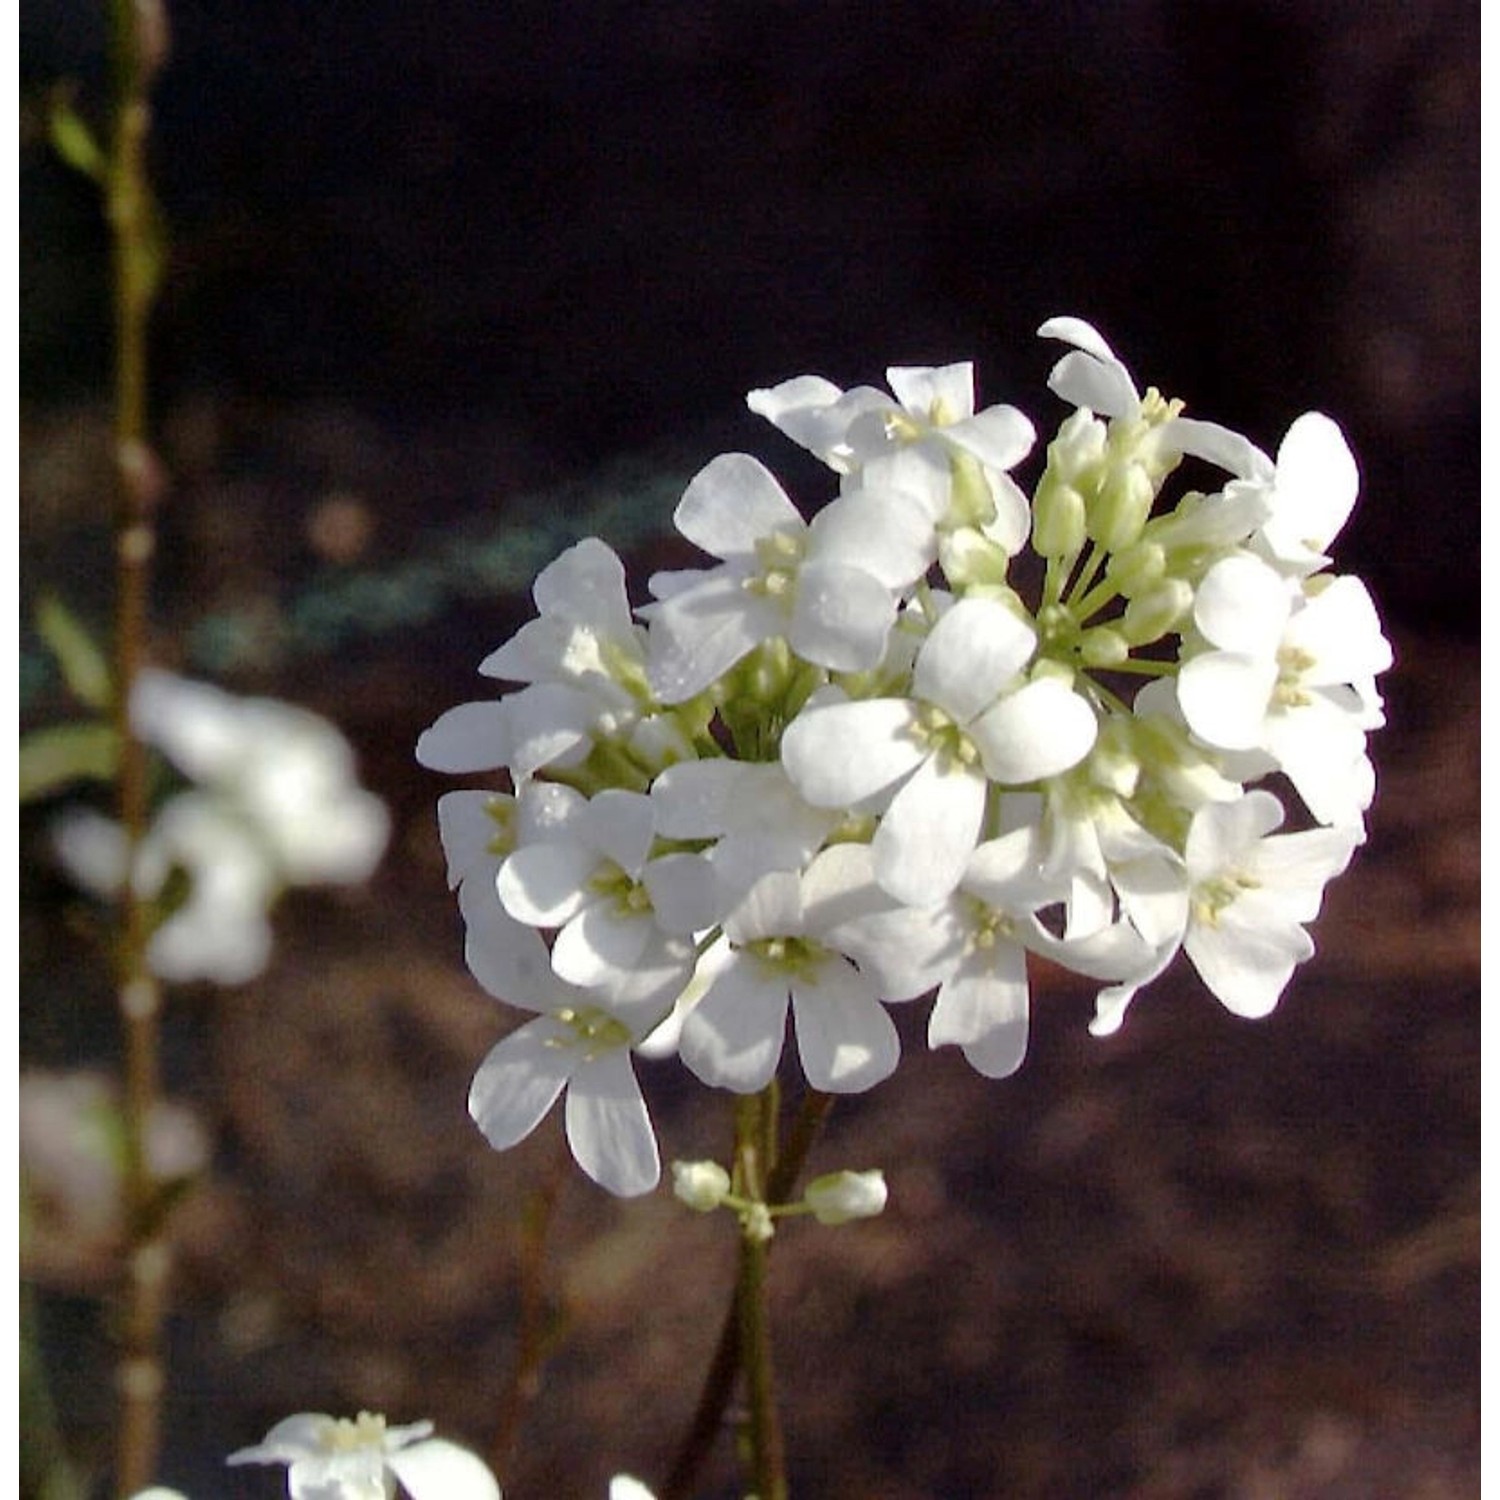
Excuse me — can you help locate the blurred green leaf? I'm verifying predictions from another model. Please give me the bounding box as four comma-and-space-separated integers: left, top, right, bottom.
18, 723, 119, 803
47, 86, 106, 183
35, 596, 113, 712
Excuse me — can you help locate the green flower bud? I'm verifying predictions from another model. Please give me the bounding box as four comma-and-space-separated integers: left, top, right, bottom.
1078, 626, 1129, 668
1090, 461, 1156, 551
1121, 578, 1193, 645
1032, 473, 1087, 559
1106, 540, 1167, 597
938, 527, 1012, 589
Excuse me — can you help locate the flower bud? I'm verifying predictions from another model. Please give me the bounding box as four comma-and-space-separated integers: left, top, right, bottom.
805, 1169, 888, 1225
1031, 474, 1087, 559
1090, 461, 1155, 551
1121, 579, 1192, 646
937, 527, 1012, 589
1078, 626, 1129, 669
1106, 540, 1166, 598
671, 1159, 731, 1213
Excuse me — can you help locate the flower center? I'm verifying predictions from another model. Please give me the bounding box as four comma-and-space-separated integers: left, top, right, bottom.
587, 859, 655, 917
552, 1005, 633, 1059
1191, 870, 1260, 926
911, 703, 980, 772
745, 934, 825, 980
323, 1412, 387, 1454
743, 529, 806, 602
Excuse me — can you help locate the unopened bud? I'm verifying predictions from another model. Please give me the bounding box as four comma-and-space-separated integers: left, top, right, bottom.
671, 1160, 731, 1213
1078, 626, 1129, 669
805, 1169, 888, 1226
1106, 540, 1166, 597
1122, 579, 1192, 646
1032, 474, 1087, 559
1090, 462, 1155, 551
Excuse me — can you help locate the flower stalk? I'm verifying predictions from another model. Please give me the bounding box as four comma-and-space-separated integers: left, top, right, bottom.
105, 1, 172, 1492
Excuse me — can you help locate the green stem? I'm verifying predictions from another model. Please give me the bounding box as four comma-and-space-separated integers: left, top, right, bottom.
658, 1088, 833, 1500
734, 1092, 785, 1500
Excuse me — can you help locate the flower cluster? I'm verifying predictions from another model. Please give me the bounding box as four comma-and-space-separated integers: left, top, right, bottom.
53, 670, 390, 984
419, 318, 1390, 1197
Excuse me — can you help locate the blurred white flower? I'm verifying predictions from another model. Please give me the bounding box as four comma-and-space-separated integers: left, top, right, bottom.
226, 1411, 499, 1500
51, 672, 388, 984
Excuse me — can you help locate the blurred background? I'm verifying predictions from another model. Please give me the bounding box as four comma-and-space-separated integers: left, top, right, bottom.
19, 2, 1478, 1497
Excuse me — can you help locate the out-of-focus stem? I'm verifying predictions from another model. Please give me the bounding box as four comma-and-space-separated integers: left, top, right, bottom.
488, 1134, 571, 1483
106, 2, 170, 1494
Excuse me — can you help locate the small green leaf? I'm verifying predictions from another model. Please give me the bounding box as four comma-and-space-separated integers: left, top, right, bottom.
47, 87, 106, 182
18, 722, 120, 803
34, 596, 113, 711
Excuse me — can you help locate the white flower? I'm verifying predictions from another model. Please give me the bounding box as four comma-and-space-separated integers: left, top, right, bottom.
1246, 411, 1361, 575
748, 362, 1035, 554
643, 453, 908, 703
1038, 316, 1270, 480
609, 1478, 656, 1500
52, 795, 279, 985
678, 847, 901, 1095
804, 1168, 887, 1224
226, 1410, 499, 1500
649, 757, 839, 902
132, 670, 389, 885
835, 814, 1160, 1078
1176, 554, 1391, 826
1092, 790, 1360, 1035
780, 597, 1097, 906
468, 964, 666, 1197
496, 787, 720, 1002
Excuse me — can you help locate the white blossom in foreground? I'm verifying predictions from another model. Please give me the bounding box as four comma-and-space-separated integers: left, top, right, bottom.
1091, 790, 1361, 1037
418, 314, 1389, 1194
467, 929, 666, 1197
226, 1411, 499, 1500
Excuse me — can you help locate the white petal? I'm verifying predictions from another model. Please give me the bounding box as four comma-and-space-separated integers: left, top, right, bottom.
791, 958, 899, 1092
386, 1440, 501, 1500
1193, 554, 1291, 654
789, 560, 896, 672
552, 904, 657, 990
724, 869, 805, 944
912, 596, 1035, 723
780, 699, 924, 807
943, 404, 1037, 473
1046, 349, 1138, 418
564, 1049, 660, 1196
834, 902, 964, 1002
458, 877, 558, 1006
808, 486, 936, 590
468, 1020, 573, 1151
940, 962, 1030, 1080
581, 788, 657, 876
887, 362, 975, 420
415, 702, 511, 773
645, 572, 776, 704
970, 678, 1098, 783
435, 789, 502, 891
1185, 791, 1285, 878
1284, 575, 1393, 685
496, 842, 596, 927
1176, 652, 1276, 752
679, 960, 789, 1092
873, 755, 986, 907
1263, 411, 1360, 562
1185, 908, 1312, 1018
674, 453, 803, 562
1162, 416, 1273, 481
641, 851, 726, 934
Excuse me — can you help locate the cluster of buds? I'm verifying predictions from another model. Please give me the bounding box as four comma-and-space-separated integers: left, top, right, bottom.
419, 318, 1390, 1197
